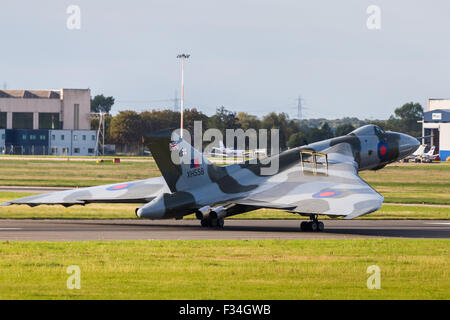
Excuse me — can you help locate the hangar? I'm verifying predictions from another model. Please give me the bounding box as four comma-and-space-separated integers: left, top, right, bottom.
0, 89, 96, 155
421, 99, 450, 161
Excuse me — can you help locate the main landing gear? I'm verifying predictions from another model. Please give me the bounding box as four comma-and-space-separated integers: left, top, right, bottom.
201, 217, 225, 229
300, 215, 324, 232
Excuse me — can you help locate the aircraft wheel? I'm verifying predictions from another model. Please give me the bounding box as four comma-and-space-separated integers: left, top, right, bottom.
310, 222, 318, 232
201, 219, 209, 228
209, 218, 218, 228
300, 221, 309, 231
217, 218, 224, 228
317, 221, 325, 232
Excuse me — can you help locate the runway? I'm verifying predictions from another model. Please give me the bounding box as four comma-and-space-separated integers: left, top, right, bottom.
0, 219, 448, 241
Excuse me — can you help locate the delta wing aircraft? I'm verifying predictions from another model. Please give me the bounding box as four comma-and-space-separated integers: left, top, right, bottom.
2, 125, 419, 231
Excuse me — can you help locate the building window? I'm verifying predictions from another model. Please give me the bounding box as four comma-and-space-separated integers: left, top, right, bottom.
22, 134, 27, 140
61, 135, 65, 141
74, 148, 80, 153
51, 147, 58, 154
29, 135, 36, 140
0, 112, 6, 129
12, 112, 33, 129
1, 134, 4, 140
88, 148, 94, 153
62, 147, 68, 154
74, 135, 77, 141
52, 135, 55, 141
92, 135, 96, 141
39, 135, 46, 141
39, 113, 60, 129
82, 135, 86, 141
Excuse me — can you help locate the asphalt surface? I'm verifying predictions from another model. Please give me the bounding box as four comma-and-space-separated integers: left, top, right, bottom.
0, 219, 448, 241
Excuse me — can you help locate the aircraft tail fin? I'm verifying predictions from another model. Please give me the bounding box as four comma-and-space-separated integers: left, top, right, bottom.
412, 144, 426, 156
426, 145, 436, 156
146, 129, 215, 193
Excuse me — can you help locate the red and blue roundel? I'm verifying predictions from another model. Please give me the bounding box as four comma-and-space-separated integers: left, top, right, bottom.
377, 141, 389, 159
312, 189, 342, 198
106, 183, 134, 191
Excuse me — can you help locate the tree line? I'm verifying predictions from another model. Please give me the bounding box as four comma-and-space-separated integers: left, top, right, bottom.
91, 95, 423, 151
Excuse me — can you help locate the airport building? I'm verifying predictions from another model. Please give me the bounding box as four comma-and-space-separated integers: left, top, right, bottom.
0, 89, 97, 156
421, 99, 450, 161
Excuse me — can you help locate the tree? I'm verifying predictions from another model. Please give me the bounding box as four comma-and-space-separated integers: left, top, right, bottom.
183, 108, 209, 134
319, 122, 333, 140
261, 112, 296, 150
110, 111, 143, 146
335, 123, 355, 137
307, 122, 331, 143
392, 102, 423, 137
141, 110, 179, 134
236, 112, 260, 131
91, 94, 115, 113
287, 126, 310, 148
208, 106, 239, 139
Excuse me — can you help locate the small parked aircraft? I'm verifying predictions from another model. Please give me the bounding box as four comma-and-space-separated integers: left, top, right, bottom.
406, 145, 439, 163
209, 140, 248, 158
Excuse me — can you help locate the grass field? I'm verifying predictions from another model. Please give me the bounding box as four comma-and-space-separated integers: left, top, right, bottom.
0, 160, 157, 187
0, 239, 448, 299
360, 165, 450, 204
0, 160, 449, 204
0, 192, 449, 220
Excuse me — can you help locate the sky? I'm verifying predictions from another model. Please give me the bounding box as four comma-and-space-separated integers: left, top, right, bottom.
1, 0, 450, 119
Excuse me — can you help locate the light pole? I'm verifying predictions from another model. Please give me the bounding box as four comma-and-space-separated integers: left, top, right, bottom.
177, 53, 190, 139
91, 111, 106, 156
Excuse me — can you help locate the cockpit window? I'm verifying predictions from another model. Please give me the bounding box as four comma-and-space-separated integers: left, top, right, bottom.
351, 124, 385, 136
374, 126, 385, 135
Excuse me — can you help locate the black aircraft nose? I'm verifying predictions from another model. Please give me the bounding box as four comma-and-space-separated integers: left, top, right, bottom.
398, 133, 420, 159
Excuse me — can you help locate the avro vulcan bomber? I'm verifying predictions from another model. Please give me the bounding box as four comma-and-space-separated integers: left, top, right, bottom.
2, 125, 419, 232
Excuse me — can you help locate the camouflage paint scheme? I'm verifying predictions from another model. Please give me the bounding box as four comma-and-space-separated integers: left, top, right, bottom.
1, 125, 419, 222
1, 177, 168, 206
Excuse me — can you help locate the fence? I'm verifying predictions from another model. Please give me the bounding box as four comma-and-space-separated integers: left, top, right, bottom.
0, 145, 92, 156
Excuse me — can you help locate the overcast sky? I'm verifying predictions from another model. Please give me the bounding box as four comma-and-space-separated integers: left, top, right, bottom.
1, 0, 449, 119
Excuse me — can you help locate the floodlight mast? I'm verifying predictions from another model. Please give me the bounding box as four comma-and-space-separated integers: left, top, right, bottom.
90, 111, 106, 156
177, 54, 190, 139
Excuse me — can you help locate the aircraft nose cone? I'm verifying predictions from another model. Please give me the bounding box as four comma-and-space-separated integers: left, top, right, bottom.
398, 134, 420, 159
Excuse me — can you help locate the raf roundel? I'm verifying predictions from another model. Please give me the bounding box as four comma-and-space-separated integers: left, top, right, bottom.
106, 183, 134, 191
377, 141, 389, 159
312, 189, 342, 198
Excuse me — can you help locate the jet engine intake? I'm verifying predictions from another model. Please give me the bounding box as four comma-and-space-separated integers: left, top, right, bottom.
136, 191, 196, 219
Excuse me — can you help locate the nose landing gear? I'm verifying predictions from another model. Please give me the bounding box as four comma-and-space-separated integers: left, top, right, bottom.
300, 215, 324, 232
